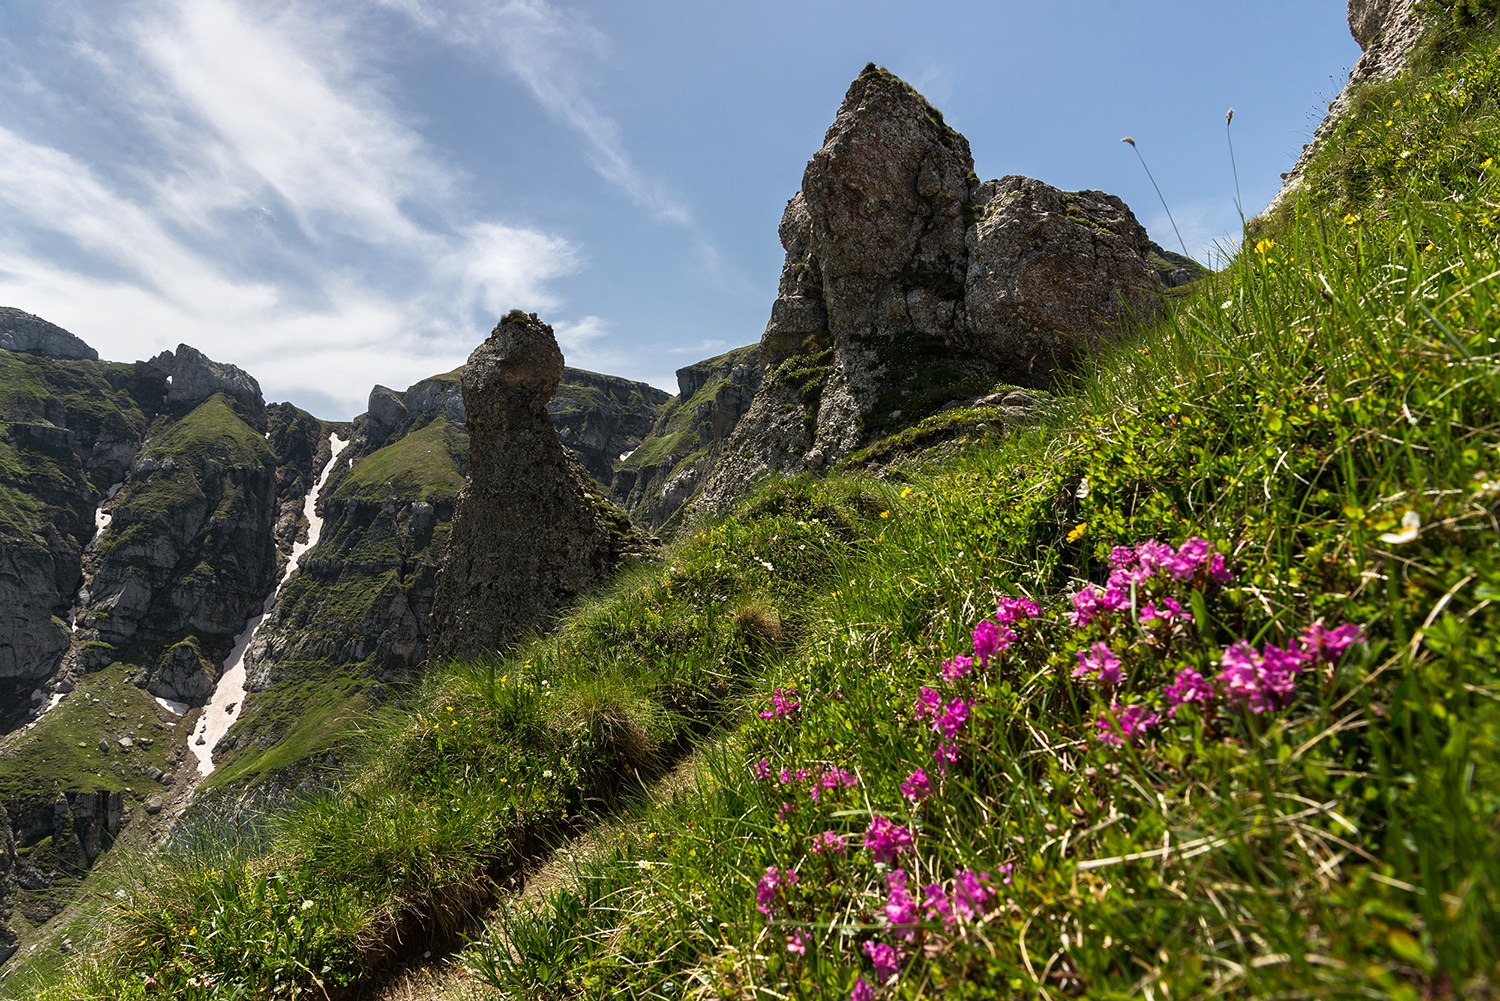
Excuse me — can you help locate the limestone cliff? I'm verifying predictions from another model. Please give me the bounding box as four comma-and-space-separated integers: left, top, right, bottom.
430, 311, 651, 659
694, 65, 1185, 515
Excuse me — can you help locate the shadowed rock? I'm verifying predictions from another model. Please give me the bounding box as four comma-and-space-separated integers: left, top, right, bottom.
429, 311, 650, 660
694, 64, 1181, 514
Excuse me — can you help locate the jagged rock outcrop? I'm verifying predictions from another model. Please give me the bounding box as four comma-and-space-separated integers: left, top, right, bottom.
430, 311, 650, 659
138, 344, 267, 430
1269, 0, 1427, 213
695, 65, 1180, 515
0, 308, 98, 361
609, 344, 762, 531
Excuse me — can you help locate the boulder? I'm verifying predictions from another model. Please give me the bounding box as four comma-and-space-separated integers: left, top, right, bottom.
429, 311, 651, 659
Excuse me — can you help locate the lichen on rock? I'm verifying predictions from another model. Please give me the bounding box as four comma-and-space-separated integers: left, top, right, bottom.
429, 311, 652, 660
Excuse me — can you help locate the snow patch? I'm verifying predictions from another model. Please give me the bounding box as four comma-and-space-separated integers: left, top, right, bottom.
190, 433, 351, 777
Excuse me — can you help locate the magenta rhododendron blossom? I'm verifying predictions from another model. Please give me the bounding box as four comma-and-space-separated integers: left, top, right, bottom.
863, 815, 914, 864
863, 939, 903, 981
950, 869, 993, 923
934, 697, 970, 740
1069, 585, 1107, 627
755, 865, 798, 916
1164, 667, 1215, 716
1073, 641, 1122, 685
1301, 621, 1363, 661
1096, 702, 1159, 746
759, 689, 800, 720
972, 619, 1000, 667
811, 830, 849, 855
884, 869, 919, 938
1139, 597, 1185, 626
900, 768, 930, 804
941, 654, 973, 683
995, 596, 1040, 623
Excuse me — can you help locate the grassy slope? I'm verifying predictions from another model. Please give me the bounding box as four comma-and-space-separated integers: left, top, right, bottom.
18, 14, 1500, 1001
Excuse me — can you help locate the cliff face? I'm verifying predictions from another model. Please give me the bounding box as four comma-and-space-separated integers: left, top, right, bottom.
693, 65, 1188, 516
608, 344, 762, 532
429, 312, 652, 659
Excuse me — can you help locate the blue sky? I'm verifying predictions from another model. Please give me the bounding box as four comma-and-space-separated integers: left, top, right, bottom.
0, 0, 1361, 419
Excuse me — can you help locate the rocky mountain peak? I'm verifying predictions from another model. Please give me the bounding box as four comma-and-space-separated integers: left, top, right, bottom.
467, 309, 566, 417
139, 343, 266, 429
0, 307, 98, 361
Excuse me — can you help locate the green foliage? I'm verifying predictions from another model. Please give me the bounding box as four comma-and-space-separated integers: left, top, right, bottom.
331, 415, 467, 504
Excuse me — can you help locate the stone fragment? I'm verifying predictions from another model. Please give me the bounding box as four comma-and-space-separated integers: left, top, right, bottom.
143, 797, 163, 815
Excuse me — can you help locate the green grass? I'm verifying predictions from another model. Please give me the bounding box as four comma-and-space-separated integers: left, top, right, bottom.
331, 415, 467, 505
18, 16, 1500, 1001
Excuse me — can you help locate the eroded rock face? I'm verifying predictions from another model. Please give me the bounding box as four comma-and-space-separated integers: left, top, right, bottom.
0, 307, 98, 361
430, 311, 648, 659
695, 65, 1174, 514
139, 344, 267, 430
0, 802, 18, 966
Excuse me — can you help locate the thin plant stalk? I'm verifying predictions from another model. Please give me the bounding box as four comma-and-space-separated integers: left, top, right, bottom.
1122, 135, 1190, 258
1227, 108, 1247, 235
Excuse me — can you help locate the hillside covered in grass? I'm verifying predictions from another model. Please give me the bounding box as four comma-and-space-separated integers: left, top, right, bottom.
13, 6, 1500, 1000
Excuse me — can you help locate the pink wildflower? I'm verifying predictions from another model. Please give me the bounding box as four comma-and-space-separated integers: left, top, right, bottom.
995, 596, 1041, 623
932, 740, 960, 774
1218, 641, 1272, 713
914, 686, 942, 722
950, 870, 993, 923
1176, 537, 1212, 574
998, 862, 1014, 886
923, 880, 951, 925
934, 697, 970, 740
1095, 702, 1159, 746
1107, 545, 1140, 572
1138, 598, 1185, 626
1207, 552, 1233, 583
786, 930, 809, 955
751, 757, 772, 780
941, 654, 973, 684
1163, 667, 1215, 717
851, 976, 874, 1001
1069, 585, 1107, 627
755, 866, 798, 916
900, 768, 930, 804
820, 767, 858, 790
1073, 641, 1122, 685
778, 802, 795, 822
884, 869, 919, 939
863, 939, 903, 981
811, 831, 849, 855
972, 620, 1000, 667
1300, 621, 1363, 662
863, 815, 914, 865
759, 689, 800, 720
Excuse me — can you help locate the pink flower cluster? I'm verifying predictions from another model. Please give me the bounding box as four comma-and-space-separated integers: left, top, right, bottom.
759, 689, 801, 720
1073, 641, 1122, 685
1165, 621, 1365, 718
1070, 537, 1231, 628
810, 831, 849, 855
755, 865, 798, 916
965, 596, 1041, 672
914, 687, 971, 773
750, 758, 859, 802
862, 815, 915, 865
860, 865, 996, 991
1095, 702, 1160, 746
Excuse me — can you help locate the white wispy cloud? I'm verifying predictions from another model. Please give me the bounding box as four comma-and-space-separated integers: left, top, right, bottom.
0, 0, 583, 418
382, 0, 692, 225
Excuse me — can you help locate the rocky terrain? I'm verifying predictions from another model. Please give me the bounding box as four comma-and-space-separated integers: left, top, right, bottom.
691, 64, 1202, 516
430, 311, 652, 659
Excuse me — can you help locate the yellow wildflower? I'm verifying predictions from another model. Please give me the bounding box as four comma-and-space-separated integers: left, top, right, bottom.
1066, 523, 1088, 543
1254, 237, 1275, 255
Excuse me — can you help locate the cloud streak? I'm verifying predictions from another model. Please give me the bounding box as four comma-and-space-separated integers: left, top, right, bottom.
0, 0, 584, 418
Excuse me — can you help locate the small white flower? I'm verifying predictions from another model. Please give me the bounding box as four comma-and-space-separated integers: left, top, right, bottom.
1075, 477, 1091, 500
1221, 299, 1233, 310
542, 770, 554, 778
301, 899, 315, 911
1379, 510, 1421, 544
